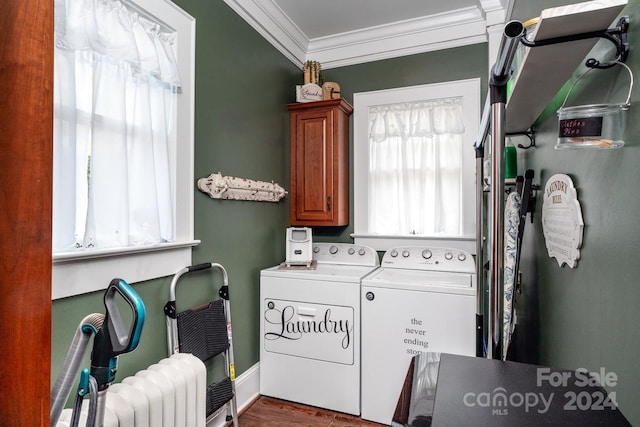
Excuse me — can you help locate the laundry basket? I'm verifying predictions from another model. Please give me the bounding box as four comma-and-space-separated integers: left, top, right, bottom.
164, 262, 238, 427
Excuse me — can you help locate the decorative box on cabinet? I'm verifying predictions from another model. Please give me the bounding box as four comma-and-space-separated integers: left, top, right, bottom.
288, 99, 353, 226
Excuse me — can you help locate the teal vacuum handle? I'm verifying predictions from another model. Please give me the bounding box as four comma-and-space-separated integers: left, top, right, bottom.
103, 278, 146, 354
91, 278, 146, 389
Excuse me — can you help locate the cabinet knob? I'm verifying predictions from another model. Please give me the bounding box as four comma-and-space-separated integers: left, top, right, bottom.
327, 196, 331, 211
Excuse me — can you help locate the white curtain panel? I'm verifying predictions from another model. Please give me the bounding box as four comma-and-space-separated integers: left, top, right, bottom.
53, 0, 179, 251
368, 98, 465, 236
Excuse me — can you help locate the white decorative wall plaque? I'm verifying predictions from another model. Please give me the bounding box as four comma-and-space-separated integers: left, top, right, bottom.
197, 172, 287, 202
542, 174, 584, 268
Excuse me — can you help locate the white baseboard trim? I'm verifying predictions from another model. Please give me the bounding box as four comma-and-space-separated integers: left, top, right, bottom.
207, 362, 260, 426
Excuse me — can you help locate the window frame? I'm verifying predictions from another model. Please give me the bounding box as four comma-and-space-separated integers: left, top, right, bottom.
352, 78, 480, 254
52, 0, 197, 299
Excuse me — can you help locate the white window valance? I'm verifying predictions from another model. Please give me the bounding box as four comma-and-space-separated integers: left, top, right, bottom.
55, 0, 180, 87
369, 98, 465, 142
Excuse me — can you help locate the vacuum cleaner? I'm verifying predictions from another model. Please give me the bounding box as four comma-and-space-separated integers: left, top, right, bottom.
51, 278, 146, 427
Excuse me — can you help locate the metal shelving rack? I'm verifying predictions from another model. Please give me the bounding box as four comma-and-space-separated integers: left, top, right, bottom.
474, 1, 630, 360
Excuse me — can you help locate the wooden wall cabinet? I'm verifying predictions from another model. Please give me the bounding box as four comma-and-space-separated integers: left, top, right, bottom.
288, 99, 353, 226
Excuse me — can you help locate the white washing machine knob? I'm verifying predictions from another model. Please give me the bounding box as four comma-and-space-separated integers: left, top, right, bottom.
358, 248, 366, 256
329, 245, 339, 254
390, 250, 398, 257
313, 246, 320, 253
445, 252, 453, 260
348, 247, 355, 255
421, 249, 432, 259
402, 250, 410, 258
457, 253, 467, 261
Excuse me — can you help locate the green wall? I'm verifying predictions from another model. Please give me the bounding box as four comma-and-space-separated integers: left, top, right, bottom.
510, 0, 640, 424
51, 2, 489, 390
52, 0, 640, 422
53, 0, 640, 423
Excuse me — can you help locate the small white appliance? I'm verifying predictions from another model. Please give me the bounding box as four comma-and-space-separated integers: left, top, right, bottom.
260, 242, 380, 415
285, 227, 313, 266
360, 246, 476, 424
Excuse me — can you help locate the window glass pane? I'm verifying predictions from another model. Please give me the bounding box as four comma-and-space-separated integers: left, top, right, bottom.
368, 99, 465, 236
53, 0, 179, 252
353, 79, 479, 252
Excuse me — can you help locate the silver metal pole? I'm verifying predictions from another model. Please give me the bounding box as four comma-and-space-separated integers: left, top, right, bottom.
475, 147, 485, 357
488, 103, 505, 360
492, 21, 526, 83
486, 20, 524, 360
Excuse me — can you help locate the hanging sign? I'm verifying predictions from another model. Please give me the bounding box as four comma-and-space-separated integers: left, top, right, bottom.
542, 174, 584, 268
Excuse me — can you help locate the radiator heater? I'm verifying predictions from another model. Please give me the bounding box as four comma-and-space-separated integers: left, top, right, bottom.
56, 353, 206, 427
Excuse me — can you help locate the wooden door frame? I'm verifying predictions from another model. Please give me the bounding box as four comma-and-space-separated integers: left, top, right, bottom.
0, 0, 53, 425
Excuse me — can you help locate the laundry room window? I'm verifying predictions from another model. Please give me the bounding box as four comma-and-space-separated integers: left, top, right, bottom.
352, 79, 479, 253
51, 0, 197, 299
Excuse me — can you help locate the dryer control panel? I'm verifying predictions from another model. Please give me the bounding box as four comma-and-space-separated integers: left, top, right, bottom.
381, 246, 474, 273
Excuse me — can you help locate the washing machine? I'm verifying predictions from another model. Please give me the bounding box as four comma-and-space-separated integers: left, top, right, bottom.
360, 246, 476, 424
259, 242, 379, 415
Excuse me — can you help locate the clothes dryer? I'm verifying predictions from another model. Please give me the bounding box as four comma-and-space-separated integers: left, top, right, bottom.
360, 246, 476, 424
259, 242, 379, 415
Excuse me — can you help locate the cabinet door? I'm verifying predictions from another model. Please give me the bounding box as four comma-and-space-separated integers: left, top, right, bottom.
289, 99, 351, 226
291, 107, 336, 224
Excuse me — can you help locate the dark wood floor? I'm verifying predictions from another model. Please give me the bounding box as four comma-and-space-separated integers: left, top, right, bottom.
238, 396, 385, 426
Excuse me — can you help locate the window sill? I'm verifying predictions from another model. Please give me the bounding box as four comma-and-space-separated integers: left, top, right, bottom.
52, 240, 200, 300
351, 234, 476, 255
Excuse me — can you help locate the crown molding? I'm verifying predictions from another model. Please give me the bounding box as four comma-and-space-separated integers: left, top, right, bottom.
224, 0, 510, 69
307, 7, 488, 69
